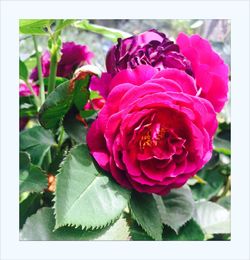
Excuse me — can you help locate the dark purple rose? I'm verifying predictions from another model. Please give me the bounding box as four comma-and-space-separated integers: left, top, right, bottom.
30, 42, 94, 81
106, 29, 193, 76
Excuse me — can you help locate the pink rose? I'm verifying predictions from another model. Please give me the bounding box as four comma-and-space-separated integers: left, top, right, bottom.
177, 33, 229, 112
87, 65, 217, 195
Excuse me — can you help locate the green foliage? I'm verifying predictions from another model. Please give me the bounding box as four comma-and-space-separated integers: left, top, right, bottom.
191, 166, 226, 200
55, 145, 131, 230
73, 77, 90, 111
38, 81, 72, 129
19, 151, 47, 194
20, 19, 53, 35
74, 20, 131, 42
20, 193, 43, 229
63, 108, 87, 144
20, 207, 130, 240
193, 201, 230, 235
129, 220, 153, 241
20, 96, 37, 118
20, 126, 55, 166
154, 186, 195, 233
19, 59, 28, 81
129, 192, 163, 240
163, 219, 204, 241
214, 136, 231, 155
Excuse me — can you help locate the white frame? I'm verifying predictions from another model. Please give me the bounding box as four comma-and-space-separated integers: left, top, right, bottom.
0, 0, 249, 260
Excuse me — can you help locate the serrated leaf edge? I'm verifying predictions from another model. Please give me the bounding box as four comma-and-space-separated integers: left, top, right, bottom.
53, 144, 130, 231
129, 200, 163, 241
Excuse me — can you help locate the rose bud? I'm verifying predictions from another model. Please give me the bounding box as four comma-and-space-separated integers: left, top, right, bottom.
87, 65, 217, 195
30, 42, 94, 81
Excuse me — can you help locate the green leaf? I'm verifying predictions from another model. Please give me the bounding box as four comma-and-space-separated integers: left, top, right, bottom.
217, 195, 231, 210
73, 76, 90, 111
20, 19, 53, 35
163, 219, 204, 241
129, 192, 162, 240
43, 77, 68, 88
191, 166, 226, 200
38, 80, 73, 129
19, 59, 28, 81
74, 20, 131, 42
19, 151, 47, 194
55, 144, 131, 230
20, 193, 43, 229
80, 110, 96, 118
63, 108, 87, 143
193, 201, 230, 234
154, 185, 195, 233
20, 207, 130, 240
25, 55, 37, 71
129, 220, 154, 241
20, 126, 55, 166
55, 19, 75, 32
20, 96, 37, 118
214, 136, 231, 155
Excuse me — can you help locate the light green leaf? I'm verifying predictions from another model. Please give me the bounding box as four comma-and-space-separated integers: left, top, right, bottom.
154, 185, 195, 233
38, 80, 73, 129
20, 19, 53, 35
55, 144, 131, 230
193, 200, 230, 234
20, 126, 55, 166
163, 219, 204, 241
217, 195, 231, 210
55, 19, 75, 32
74, 20, 131, 42
129, 192, 162, 240
20, 207, 130, 240
19, 151, 47, 194
73, 76, 90, 111
19, 59, 28, 81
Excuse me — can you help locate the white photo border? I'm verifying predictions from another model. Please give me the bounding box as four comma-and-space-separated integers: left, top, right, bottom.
0, 1, 249, 260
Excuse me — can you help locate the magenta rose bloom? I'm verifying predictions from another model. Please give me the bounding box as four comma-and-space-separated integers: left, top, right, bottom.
177, 33, 229, 112
87, 65, 217, 195
30, 42, 94, 81
106, 29, 193, 76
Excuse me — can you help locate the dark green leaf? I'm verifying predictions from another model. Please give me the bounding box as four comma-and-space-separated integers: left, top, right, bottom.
43, 77, 68, 88
20, 126, 55, 166
55, 144, 131, 230
19, 151, 47, 194
19, 59, 28, 81
63, 108, 87, 144
191, 166, 226, 200
129, 192, 162, 240
20, 96, 37, 118
20, 207, 130, 240
38, 80, 73, 129
20, 193, 43, 229
129, 220, 153, 241
19, 19, 52, 35
73, 76, 90, 111
154, 185, 194, 233
80, 110, 96, 118
163, 219, 204, 241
